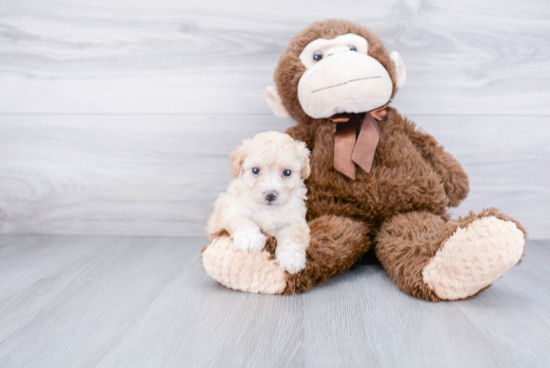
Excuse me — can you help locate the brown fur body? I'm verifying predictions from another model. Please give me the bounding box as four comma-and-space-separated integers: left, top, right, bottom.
280, 106, 476, 298
276, 20, 525, 299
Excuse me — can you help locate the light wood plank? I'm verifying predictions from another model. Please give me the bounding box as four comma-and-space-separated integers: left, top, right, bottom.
452, 241, 550, 367
0, 0, 549, 115
0, 114, 548, 238
301, 242, 550, 368
0, 234, 122, 300
302, 268, 513, 368
0, 235, 200, 367
0, 235, 548, 367
95, 241, 304, 368
0, 234, 46, 258
1, 0, 548, 239
0, 235, 121, 343
0, 114, 293, 236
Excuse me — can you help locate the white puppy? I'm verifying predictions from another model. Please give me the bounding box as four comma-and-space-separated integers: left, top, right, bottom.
206, 131, 311, 274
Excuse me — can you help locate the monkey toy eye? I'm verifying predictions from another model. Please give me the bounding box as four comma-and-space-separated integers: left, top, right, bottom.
283, 170, 292, 177
348, 45, 357, 51
252, 168, 260, 175
313, 51, 323, 61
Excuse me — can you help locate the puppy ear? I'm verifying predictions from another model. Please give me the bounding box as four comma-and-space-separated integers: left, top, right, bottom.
295, 141, 311, 179
266, 86, 290, 118
230, 143, 246, 178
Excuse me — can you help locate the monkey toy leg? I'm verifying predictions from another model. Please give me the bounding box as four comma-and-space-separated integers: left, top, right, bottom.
375, 208, 527, 301
202, 214, 369, 295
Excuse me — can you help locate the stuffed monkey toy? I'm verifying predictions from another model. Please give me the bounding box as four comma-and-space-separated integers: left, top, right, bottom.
202, 19, 527, 301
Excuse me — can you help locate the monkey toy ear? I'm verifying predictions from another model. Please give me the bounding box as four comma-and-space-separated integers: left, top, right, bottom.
390, 51, 407, 89
265, 86, 290, 118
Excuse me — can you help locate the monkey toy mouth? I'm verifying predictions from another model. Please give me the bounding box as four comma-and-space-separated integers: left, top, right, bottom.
311, 76, 383, 94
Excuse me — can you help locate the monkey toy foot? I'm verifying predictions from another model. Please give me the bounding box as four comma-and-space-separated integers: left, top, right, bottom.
422, 212, 526, 300
376, 208, 527, 302
202, 215, 369, 295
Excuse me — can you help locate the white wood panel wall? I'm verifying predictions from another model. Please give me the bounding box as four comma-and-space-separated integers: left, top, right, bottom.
1, 0, 549, 238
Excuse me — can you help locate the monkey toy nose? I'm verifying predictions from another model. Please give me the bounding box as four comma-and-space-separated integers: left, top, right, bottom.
265, 192, 278, 202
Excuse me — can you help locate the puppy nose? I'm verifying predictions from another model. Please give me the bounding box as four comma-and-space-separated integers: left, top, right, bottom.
265, 192, 278, 202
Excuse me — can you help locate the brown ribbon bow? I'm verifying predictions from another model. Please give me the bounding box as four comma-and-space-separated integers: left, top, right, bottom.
330, 104, 388, 180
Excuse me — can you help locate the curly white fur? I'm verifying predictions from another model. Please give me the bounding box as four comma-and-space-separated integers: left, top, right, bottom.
206, 131, 311, 274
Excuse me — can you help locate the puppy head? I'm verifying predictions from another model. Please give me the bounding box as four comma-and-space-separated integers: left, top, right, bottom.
230, 131, 310, 206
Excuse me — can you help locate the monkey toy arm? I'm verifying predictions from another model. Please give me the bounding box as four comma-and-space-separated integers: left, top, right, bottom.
403, 119, 470, 207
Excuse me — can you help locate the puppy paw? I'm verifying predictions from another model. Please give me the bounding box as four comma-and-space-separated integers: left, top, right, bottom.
232, 229, 267, 253
276, 249, 307, 274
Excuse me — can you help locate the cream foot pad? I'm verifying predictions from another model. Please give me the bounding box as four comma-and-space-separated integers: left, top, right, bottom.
423, 216, 525, 300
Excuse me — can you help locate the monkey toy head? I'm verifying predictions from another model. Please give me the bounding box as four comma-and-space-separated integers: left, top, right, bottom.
266, 19, 406, 125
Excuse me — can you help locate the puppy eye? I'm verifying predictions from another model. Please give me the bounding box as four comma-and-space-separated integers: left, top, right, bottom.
348, 45, 356, 51
283, 170, 292, 177
252, 168, 260, 175
313, 51, 323, 61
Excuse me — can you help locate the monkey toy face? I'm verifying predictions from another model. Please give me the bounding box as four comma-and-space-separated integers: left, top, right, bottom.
264, 19, 436, 214
297, 33, 393, 119
266, 20, 406, 123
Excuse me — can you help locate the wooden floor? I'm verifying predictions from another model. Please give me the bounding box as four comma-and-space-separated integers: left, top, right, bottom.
0, 235, 548, 368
